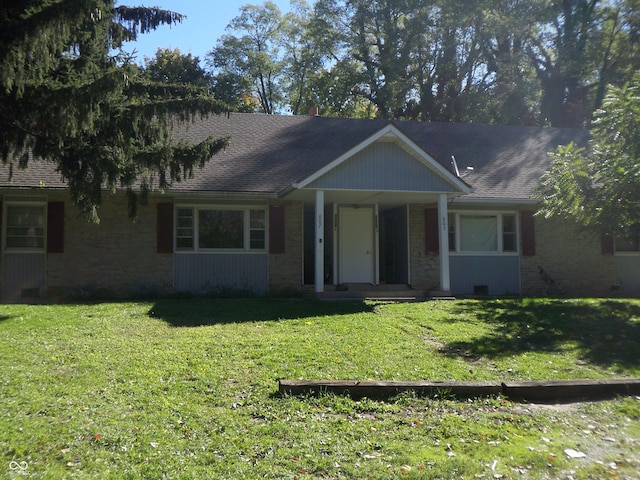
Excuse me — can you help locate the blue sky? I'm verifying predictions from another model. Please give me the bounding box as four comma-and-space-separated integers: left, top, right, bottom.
117, 1, 292, 65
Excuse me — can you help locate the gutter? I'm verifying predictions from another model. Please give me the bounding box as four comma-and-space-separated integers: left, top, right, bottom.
451, 197, 540, 206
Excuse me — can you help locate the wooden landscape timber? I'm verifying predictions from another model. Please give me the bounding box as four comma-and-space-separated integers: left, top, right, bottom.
278, 378, 640, 402
501, 378, 640, 402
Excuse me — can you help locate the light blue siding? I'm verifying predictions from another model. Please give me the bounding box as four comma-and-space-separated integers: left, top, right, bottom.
308, 143, 456, 192
615, 256, 640, 296
174, 254, 269, 295
1, 253, 46, 302
450, 255, 520, 295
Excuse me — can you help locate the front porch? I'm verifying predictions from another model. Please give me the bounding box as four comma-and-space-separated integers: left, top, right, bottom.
299, 194, 455, 296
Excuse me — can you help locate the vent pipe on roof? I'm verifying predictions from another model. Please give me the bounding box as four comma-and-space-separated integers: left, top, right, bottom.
451, 155, 460, 177
308, 106, 319, 116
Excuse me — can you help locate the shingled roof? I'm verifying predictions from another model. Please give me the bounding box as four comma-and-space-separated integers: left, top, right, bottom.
395, 120, 588, 201
0, 113, 588, 201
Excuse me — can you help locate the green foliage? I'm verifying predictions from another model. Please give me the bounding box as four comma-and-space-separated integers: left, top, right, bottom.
0, 1, 227, 221
143, 47, 211, 87
209, 0, 639, 125
537, 73, 640, 236
0, 298, 639, 478
208, 1, 285, 114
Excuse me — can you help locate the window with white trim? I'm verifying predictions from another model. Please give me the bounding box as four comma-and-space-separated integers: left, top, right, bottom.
176, 206, 266, 252
4, 204, 46, 251
615, 235, 640, 253
449, 212, 518, 253
176, 208, 194, 249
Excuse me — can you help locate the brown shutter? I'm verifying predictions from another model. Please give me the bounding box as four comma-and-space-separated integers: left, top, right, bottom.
157, 203, 174, 253
47, 201, 65, 253
601, 235, 614, 255
520, 210, 536, 256
269, 205, 285, 254
425, 208, 439, 254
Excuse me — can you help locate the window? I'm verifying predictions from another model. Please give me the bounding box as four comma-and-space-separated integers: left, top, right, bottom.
249, 210, 266, 249
502, 214, 517, 252
615, 235, 640, 252
176, 208, 194, 249
199, 210, 244, 249
448, 213, 456, 251
449, 212, 518, 254
5, 205, 46, 250
176, 206, 266, 252
460, 215, 498, 251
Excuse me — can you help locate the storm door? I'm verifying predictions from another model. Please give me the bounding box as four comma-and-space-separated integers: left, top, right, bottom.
338, 206, 376, 284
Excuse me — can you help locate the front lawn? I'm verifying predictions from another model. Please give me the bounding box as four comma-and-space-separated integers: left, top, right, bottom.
1, 298, 639, 479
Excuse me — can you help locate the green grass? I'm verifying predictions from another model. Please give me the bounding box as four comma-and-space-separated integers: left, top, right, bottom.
1, 297, 639, 479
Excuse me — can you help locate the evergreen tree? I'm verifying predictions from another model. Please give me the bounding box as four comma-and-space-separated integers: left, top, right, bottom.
1, 1, 227, 221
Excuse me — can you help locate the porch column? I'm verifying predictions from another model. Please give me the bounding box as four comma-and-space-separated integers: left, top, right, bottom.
438, 193, 451, 292
315, 190, 325, 293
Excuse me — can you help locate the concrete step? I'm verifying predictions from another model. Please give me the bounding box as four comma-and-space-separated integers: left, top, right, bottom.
308, 284, 427, 301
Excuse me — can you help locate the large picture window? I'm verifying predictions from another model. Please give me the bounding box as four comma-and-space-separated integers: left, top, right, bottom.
5, 205, 46, 250
199, 210, 244, 249
460, 215, 498, 251
615, 235, 640, 253
449, 212, 517, 254
176, 206, 266, 252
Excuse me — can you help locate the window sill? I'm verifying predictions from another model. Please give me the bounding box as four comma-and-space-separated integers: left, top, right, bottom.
449, 252, 520, 256
175, 250, 268, 254
3, 247, 46, 253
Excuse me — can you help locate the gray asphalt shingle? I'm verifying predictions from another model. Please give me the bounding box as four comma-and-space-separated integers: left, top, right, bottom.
0, 113, 588, 200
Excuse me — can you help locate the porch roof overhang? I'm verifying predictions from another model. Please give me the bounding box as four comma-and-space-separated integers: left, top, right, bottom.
279, 124, 472, 206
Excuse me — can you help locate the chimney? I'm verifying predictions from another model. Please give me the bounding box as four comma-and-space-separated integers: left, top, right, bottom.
308, 106, 319, 116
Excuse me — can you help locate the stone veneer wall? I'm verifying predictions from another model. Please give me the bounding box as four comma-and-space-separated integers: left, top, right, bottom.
520, 215, 617, 297
408, 204, 440, 291
268, 202, 304, 294
46, 193, 173, 299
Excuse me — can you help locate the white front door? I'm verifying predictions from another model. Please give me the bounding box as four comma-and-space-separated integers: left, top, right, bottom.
339, 206, 375, 284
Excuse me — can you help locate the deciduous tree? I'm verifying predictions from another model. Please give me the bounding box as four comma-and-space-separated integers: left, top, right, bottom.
537, 74, 640, 237
208, 1, 284, 114
143, 47, 211, 87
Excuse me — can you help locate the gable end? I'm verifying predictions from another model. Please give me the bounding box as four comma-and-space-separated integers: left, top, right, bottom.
307, 142, 459, 192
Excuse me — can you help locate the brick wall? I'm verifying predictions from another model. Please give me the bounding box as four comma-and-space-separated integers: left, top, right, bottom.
521, 215, 617, 296
46, 193, 173, 298
268, 202, 303, 294
408, 205, 440, 290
